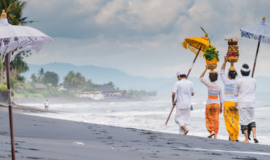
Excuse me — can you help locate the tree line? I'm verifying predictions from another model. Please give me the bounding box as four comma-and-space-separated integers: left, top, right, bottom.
24, 68, 157, 98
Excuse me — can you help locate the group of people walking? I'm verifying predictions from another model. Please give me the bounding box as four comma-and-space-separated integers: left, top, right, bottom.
172, 56, 258, 143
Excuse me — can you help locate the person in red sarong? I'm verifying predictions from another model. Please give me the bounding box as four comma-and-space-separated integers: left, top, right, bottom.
200, 65, 223, 139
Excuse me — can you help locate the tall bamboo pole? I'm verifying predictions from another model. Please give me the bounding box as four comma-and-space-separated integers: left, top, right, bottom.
5, 52, 16, 160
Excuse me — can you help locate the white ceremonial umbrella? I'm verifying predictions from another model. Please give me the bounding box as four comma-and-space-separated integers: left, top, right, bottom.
0, 10, 52, 160
240, 17, 270, 77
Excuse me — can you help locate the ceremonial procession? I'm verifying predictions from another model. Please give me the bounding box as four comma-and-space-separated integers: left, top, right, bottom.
2, 1, 270, 159
170, 17, 270, 144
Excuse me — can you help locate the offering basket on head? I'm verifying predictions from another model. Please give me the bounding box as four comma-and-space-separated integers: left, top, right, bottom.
225, 38, 241, 71
206, 59, 218, 73
208, 64, 217, 73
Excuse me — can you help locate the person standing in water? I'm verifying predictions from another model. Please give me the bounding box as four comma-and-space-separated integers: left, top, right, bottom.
234, 64, 258, 143
44, 100, 49, 110
220, 56, 239, 141
200, 65, 223, 139
172, 71, 194, 135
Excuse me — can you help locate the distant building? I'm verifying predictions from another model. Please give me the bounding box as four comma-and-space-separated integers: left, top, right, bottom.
96, 84, 121, 97
75, 91, 105, 100
34, 83, 47, 89
57, 86, 66, 91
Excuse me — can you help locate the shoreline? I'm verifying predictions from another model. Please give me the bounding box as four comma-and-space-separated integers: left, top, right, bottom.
12, 97, 154, 104
0, 109, 270, 159
0, 102, 57, 113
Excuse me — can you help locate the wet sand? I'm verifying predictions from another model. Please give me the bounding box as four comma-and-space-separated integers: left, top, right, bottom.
0, 108, 270, 160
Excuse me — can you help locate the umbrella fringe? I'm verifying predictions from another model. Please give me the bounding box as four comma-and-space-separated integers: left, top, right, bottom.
185, 43, 204, 58
241, 31, 270, 44
0, 36, 52, 62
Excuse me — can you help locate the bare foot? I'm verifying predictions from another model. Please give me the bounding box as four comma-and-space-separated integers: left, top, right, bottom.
253, 138, 259, 143
184, 130, 189, 135
241, 140, 249, 143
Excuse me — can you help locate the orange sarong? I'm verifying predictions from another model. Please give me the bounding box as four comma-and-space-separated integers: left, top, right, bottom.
205, 103, 220, 134
223, 101, 239, 141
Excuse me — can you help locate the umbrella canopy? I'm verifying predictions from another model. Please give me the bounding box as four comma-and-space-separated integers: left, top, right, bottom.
0, 10, 52, 160
181, 36, 214, 57
240, 17, 270, 44
0, 15, 52, 61
240, 17, 270, 77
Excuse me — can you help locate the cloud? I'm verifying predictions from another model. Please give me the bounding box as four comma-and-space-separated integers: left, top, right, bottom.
23, 0, 270, 78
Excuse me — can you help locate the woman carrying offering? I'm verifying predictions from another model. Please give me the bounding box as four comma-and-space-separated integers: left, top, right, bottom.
220, 56, 239, 141
200, 65, 223, 139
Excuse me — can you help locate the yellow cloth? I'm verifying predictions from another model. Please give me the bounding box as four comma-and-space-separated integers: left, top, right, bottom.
181, 36, 214, 57
223, 101, 239, 141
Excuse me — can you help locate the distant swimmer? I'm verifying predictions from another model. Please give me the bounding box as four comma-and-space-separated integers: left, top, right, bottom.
172, 71, 194, 135
45, 100, 49, 110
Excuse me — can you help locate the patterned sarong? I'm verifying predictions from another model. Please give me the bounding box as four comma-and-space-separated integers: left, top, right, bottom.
223, 101, 239, 141
205, 103, 220, 134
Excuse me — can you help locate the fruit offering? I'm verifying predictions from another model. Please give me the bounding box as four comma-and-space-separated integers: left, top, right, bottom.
224, 38, 241, 70
206, 58, 218, 65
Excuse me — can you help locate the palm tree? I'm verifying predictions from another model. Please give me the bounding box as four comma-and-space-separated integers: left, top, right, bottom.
0, 0, 34, 25
64, 71, 76, 95
30, 73, 37, 83
75, 72, 85, 90
10, 53, 29, 79
0, 0, 34, 83
38, 68, 44, 81
64, 71, 86, 94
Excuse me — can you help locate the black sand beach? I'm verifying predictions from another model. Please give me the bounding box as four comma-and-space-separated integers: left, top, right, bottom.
0, 108, 270, 160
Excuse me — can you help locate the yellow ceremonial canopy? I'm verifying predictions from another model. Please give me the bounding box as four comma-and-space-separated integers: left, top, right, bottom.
181, 36, 213, 57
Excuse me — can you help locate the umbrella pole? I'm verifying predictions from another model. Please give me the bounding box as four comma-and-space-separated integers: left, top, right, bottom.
251, 36, 261, 78
187, 47, 201, 78
5, 52, 16, 160
165, 47, 201, 125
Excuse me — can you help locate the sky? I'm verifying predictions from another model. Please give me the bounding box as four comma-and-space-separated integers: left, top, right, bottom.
23, 0, 270, 78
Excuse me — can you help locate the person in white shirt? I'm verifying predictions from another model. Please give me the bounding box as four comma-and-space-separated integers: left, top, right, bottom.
234, 64, 258, 143
172, 71, 194, 135
44, 100, 49, 110
220, 56, 239, 141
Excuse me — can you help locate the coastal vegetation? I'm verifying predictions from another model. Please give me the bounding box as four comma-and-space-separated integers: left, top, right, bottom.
0, 0, 157, 100
12, 68, 157, 99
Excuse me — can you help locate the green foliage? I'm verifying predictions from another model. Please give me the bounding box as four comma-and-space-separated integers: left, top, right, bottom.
38, 68, 44, 81
203, 34, 219, 62
16, 74, 25, 82
0, 58, 3, 70
107, 81, 115, 89
203, 45, 220, 62
4, 77, 17, 88
10, 53, 29, 73
30, 73, 37, 83
0, 84, 7, 90
64, 71, 85, 94
0, 0, 34, 25
42, 71, 59, 87
200, 26, 207, 36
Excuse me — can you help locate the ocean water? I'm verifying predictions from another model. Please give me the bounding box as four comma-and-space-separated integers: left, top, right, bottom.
21, 96, 270, 145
